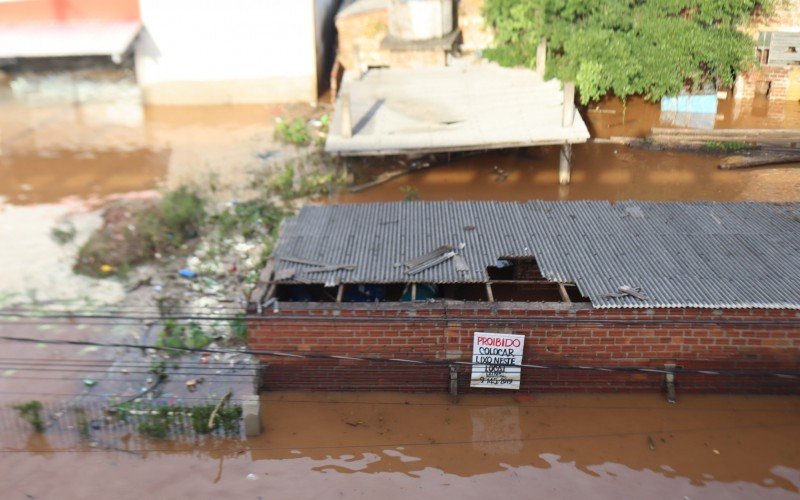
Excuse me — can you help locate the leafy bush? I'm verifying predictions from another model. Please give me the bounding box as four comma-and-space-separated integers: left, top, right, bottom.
483, 0, 772, 103
275, 117, 312, 146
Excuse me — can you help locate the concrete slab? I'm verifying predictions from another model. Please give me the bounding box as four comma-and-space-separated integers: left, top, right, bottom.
325, 65, 590, 156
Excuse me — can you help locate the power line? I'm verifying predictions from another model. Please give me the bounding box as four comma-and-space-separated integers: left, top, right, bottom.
0, 334, 797, 380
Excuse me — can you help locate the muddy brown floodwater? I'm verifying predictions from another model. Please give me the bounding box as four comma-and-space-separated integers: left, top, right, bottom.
335, 143, 800, 203
0, 392, 798, 499
1, 78, 799, 498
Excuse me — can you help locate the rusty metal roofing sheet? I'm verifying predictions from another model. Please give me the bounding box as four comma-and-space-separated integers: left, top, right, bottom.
271, 201, 800, 309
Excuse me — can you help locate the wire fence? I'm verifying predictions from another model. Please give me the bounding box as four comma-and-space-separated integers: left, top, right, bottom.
1, 398, 244, 447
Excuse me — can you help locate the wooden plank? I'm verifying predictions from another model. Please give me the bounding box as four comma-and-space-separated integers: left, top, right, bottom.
652, 127, 800, 138
558, 283, 571, 303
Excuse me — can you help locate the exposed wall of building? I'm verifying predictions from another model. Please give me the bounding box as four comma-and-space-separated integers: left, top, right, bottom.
315, 0, 341, 95
0, 0, 139, 22
457, 0, 492, 53
737, 0, 800, 101
135, 0, 318, 104
250, 302, 800, 394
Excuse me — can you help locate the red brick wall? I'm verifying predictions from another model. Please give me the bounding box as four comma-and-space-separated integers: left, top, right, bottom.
737, 66, 792, 101
248, 302, 800, 394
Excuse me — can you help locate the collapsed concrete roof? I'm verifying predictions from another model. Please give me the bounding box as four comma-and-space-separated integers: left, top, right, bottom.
271, 200, 800, 309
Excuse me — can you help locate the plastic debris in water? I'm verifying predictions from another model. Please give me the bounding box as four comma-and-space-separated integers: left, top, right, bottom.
99, 264, 114, 274
83, 379, 97, 387
246, 473, 258, 480
178, 269, 197, 279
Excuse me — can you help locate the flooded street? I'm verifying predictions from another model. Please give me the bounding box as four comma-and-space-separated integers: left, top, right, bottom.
0, 74, 798, 498
1, 393, 798, 499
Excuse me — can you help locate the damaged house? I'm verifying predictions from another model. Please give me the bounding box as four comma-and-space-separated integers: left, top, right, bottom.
248, 201, 800, 394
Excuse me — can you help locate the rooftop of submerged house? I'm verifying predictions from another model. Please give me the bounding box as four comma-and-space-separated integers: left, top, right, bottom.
268, 200, 800, 309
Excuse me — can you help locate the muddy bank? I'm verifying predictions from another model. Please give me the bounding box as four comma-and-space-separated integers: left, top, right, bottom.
1, 392, 798, 499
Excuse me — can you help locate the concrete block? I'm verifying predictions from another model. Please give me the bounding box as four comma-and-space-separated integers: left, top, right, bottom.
242, 394, 262, 437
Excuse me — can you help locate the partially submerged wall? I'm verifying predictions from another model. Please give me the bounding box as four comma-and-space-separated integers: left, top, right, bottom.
249, 302, 800, 394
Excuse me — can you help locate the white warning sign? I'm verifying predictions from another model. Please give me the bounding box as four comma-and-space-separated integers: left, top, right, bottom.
470, 332, 525, 390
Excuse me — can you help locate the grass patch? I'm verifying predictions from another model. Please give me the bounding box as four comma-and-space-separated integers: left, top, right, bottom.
74, 188, 206, 278
155, 320, 213, 354
275, 117, 312, 146
116, 403, 242, 439
13, 400, 44, 432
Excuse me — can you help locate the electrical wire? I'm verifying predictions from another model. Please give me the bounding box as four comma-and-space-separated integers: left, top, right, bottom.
0, 334, 797, 380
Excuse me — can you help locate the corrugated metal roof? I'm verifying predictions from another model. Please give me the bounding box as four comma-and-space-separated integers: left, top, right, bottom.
271, 201, 800, 309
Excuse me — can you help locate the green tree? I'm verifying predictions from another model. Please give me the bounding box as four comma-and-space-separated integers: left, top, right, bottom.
483, 0, 771, 103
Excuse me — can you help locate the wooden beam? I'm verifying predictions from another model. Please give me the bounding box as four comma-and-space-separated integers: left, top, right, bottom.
336, 284, 344, 303
536, 39, 547, 78
559, 142, 572, 185
411, 283, 417, 301
485, 283, 495, 302
340, 92, 353, 138
558, 283, 571, 303
562, 82, 575, 127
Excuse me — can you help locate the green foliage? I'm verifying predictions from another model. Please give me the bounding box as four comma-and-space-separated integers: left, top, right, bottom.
74, 406, 90, 439
400, 185, 419, 201
704, 140, 751, 151
157, 187, 206, 243
483, 0, 771, 103
230, 315, 248, 343
13, 400, 44, 432
155, 320, 213, 354
75, 189, 206, 277
213, 200, 285, 240
117, 403, 243, 439
275, 117, 312, 146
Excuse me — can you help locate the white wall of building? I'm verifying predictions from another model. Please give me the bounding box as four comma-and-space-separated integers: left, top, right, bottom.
135, 0, 319, 104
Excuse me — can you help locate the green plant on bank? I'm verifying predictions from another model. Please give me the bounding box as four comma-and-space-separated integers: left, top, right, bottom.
230, 315, 248, 343
704, 140, 751, 152
75, 188, 207, 278
274, 114, 330, 147
116, 403, 243, 439
74, 406, 90, 439
400, 185, 419, 201
267, 159, 346, 200
13, 400, 45, 432
50, 221, 77, 245
275, 117, 312, 146
483, 0, 773, 104
155, 320, 213, 354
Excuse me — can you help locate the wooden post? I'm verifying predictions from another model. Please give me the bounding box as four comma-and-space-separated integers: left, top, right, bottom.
449, 365, 459, 404
411, 283, 417, 301
485, 283, 494, 302
558, 283, 571, 303
336, 284, 344, 302
664, 363, 677, 404
536, 39, 547, 78
340, 92, 353, 138
559, 82, 576, 185
559, 143, 572, 185
562, 82, 575, 127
